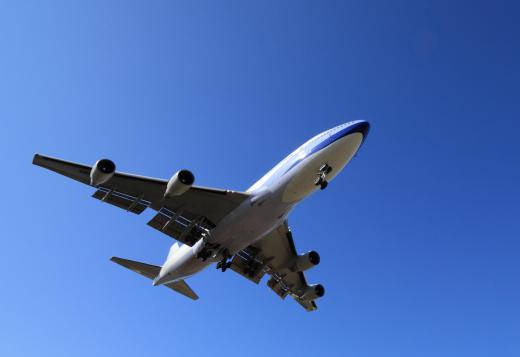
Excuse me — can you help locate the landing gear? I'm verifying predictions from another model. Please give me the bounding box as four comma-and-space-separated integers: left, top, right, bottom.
196, 249, 212, 262
216, 261, 232, 272
216, 249, 232, 272
314, 163, 332, 190
319, 180, 328, 190
196, 241, 220, 262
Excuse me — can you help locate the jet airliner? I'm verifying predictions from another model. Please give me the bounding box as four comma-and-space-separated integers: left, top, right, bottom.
33, 120, 370, 311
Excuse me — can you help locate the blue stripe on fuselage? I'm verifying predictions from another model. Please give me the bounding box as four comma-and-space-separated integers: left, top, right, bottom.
282, 121, 370, 175
307, 121, 370, 158
247, 120, 370, 192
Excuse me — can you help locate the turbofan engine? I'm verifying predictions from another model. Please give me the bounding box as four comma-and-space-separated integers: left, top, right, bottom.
291, 251, 320, 272
164, 170, 195, 197
301, 284, 325, 301
90, 159, 116, 186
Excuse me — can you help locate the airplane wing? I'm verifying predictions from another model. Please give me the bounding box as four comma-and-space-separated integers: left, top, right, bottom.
33, 154, 250, 246
230, 221, 322, 312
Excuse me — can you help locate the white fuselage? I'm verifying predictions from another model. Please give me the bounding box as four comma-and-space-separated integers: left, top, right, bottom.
154, 121, 369, 286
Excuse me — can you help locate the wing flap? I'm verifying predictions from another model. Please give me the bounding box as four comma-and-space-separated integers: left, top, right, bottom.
230, 247, 268, 284
147, 207, 213, 246
92, 187, 151, 214
230, 222, 320, 312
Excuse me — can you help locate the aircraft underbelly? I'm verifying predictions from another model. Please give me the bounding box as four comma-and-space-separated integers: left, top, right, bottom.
281, 132, 362, 203
210, 198, 286, 254
162, 132, 363, 283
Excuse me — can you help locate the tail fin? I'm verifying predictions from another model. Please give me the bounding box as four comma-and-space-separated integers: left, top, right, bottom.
111, 257, 199, 300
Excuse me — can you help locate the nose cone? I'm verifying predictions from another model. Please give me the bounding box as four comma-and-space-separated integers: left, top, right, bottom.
343, 120, 370, 145
355, 120, 370, 138
324, 120, 370, 151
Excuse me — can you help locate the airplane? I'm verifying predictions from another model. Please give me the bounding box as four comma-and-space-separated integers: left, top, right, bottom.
32, 120, 370, 311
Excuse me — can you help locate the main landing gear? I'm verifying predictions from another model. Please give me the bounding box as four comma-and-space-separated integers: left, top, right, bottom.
196, 242, 219, 262
196, 249, 212, 262
216, 249, 232, 272
314, 163, 332, 190
195, 242, 233, 272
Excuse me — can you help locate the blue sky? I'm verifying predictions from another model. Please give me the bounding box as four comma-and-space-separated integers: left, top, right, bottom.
1, 1, 519, 356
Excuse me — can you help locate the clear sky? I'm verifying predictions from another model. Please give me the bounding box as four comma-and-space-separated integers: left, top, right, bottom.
1, 1, 519, 356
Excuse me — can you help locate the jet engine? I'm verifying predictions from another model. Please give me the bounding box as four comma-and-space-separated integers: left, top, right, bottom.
164, 170, 195, 197
301, 284, 325, 301
90, 159, 116, 186
291, 251, 320, 272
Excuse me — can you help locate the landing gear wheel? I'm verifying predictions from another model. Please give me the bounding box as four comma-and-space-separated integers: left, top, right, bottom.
315, 163, 332, 189
319, 164, 332, 175
197, 250, 212, 262
217, 249, 232, 272
220, 262, 232, 272
320, 180, 328, 190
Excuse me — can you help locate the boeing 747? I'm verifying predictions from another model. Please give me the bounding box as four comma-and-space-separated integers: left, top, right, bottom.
33, 120, 370, 311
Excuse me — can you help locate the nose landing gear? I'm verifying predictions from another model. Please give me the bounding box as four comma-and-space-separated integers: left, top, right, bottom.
314, 163, 332, 190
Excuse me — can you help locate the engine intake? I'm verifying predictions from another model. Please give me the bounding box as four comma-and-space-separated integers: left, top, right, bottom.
164, 170, 195, 197
301, 284, 325, 301
90, 159, 116, 186
291, 251, 320, 272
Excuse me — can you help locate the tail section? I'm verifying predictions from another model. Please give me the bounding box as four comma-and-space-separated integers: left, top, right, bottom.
164, 280, 199, 300
167, 242, 180, 260
111, 257, 199, 300
111, 257, 160, 279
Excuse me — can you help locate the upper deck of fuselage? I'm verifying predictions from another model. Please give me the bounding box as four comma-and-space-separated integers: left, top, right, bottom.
248, 120, 370, 193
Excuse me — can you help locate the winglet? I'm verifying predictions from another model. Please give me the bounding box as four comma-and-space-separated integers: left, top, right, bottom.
32, 153, 42, 165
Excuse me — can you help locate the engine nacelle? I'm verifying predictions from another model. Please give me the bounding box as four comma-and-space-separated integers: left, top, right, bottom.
164, 170, 195, 197
301, 284, 325, 301
90, 159, 116, 186
291, 251, 320, 272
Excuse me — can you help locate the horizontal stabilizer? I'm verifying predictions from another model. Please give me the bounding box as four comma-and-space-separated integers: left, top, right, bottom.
110, 257, 199, 300
164, 280, 199, 300
111, 257, 160, 279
